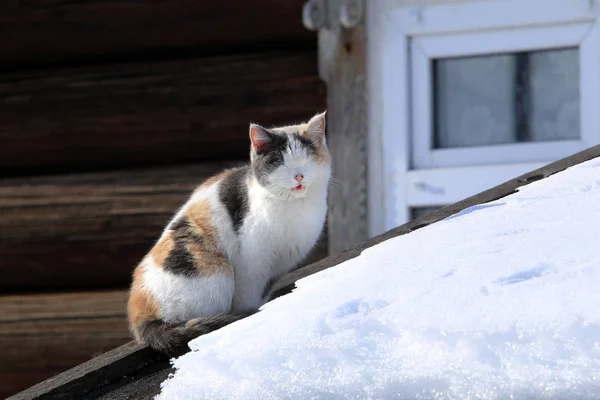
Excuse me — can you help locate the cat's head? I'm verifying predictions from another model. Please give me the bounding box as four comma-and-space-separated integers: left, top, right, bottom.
249, 111, 331, 200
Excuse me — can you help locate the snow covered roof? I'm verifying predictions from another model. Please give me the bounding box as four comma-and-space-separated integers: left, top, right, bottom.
161, 154, 600, 400
9, 144, 600, 400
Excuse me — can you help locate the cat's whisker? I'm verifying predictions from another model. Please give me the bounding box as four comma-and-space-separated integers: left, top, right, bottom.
312, 176, 344, 189
325, 184, 344, 193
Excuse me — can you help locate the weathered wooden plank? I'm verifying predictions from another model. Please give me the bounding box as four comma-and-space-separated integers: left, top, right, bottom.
0, 161, 240, 293
1, 290, 127, 323
0, 290, 135, 399
0, 0, 314, 69
0, 160, 328, 293
0, 50, 325, 176
322, 22, 369, 255
303, 0, 369, 255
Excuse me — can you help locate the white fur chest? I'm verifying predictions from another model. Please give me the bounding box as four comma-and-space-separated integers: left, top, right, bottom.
227, 183, 328, 311
238, 185, 327, 277
268, 194, 326, 271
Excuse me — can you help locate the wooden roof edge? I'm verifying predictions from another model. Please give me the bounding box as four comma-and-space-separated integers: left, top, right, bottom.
9, 144, 600, 400
7, 341, 170, 400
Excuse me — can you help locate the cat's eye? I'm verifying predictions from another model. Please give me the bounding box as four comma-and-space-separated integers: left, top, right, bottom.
267, 155, 281, 165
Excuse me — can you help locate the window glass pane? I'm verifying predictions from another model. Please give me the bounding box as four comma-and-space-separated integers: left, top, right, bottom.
529, 48, 579, 141
435, 55, 516, 148
433, 47, 579, 149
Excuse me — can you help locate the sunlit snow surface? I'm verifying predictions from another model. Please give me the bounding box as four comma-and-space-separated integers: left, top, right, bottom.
158, 159, 600, 400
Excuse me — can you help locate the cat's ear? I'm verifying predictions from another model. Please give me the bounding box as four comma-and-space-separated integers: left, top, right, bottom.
304, 111, 327, 145
249, 124, 272, 152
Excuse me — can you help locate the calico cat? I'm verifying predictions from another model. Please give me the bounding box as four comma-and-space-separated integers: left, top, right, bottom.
127, 111, 331, 354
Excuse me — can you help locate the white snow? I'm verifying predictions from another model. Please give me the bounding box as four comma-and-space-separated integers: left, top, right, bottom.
158, 158, 600, 400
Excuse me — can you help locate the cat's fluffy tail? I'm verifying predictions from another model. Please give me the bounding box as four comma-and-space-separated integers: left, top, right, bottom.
133, 312, 253, 355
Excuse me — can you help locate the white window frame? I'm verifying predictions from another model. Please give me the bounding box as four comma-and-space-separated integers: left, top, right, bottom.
367, 0, 600, 235
412, 22, 599, 169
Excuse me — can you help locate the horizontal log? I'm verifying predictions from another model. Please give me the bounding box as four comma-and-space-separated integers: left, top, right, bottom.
0, 162, 329, 293
0, 50, 325, 176
0, 290, 131, 399
0, 162, 239, 292
0, 0, 314, 69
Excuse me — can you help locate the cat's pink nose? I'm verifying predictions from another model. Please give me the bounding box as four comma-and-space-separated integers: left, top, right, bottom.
294, 174, 304, 183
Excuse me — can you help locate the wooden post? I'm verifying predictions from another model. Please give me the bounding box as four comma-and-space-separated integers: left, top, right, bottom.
303, 0, 369, 255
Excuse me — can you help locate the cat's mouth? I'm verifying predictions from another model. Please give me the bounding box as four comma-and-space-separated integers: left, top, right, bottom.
293, 184, 305, 191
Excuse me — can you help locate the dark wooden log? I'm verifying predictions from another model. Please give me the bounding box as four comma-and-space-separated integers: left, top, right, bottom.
0, 162, 240, 293
0, 50, 325, 177
0, 161, 329, 293
0, 0, 314, 70
0, 290, 134, 399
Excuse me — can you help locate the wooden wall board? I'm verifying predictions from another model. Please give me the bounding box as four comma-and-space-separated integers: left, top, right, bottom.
0, 0, 314, 69
0, 290, 131, 399
0, 162, 239, 292
0, 160, 329, 293
0, 50, 325, 176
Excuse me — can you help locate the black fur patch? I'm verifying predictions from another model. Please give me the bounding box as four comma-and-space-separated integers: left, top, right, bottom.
170, 217, 203, 242
293, 134, 317, 156
163, 217, 201, 276
252, 131, 288, 186
255, 129, 288, 156
169, 216, 188, 232
163, 242, 196, 276
219, 167, 250, 233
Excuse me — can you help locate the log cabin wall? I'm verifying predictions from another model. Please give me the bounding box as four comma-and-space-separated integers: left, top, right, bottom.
0, 1, 326, 397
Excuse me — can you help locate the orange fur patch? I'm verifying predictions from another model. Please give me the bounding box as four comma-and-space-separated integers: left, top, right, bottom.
127, 264, 159, 328
197, 169, 233, 190
185, 201, 217, 249
189, 244, 232, 277
148, 234, 174, 266
299, 123, 331, 165
313, 145, 331, 165
183, 200, 234, 277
